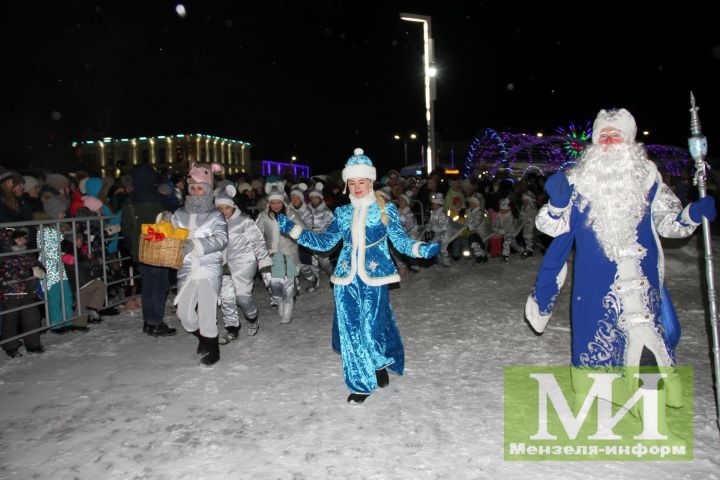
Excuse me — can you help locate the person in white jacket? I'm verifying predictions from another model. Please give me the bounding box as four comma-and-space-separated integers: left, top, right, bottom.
255, 182, 303, 324
171, 161, 228, 366
465, 194, 491, 263
287, 183, 319, 292
215, 185, 273, 341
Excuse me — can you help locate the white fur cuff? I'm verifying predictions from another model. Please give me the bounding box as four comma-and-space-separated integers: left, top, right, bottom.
681, 204, 701, 227
289, 224, 303, 240
525, 295, 551, 334
412, 242, 422, 258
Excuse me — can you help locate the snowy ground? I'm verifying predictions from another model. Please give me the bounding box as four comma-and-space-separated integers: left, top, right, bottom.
1, 235, 719, 479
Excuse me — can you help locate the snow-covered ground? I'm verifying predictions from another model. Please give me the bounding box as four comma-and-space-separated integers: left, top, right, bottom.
1, 235, 719, 479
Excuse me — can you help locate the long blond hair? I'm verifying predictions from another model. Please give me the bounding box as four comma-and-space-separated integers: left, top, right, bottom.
374, 191, 389, 226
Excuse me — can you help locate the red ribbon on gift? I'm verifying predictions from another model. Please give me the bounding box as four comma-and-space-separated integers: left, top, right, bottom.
144, 227, 166, 242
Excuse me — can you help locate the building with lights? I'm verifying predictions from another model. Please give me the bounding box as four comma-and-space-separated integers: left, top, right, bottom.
72, 133, 252, 177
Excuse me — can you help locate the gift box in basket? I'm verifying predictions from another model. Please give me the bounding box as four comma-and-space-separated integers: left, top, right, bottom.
139, 222, 190, 269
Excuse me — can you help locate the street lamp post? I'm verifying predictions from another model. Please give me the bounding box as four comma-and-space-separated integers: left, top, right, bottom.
394, 133, 417, 166
400, 13, 436, 175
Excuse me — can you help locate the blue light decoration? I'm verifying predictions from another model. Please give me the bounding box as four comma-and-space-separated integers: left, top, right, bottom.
262, 160, 310, 178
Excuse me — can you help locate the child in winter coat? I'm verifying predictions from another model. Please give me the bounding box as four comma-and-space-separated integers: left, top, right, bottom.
255, 182, 303, 324
465, 195, 491, 263
491, 198, 524, 261
424, 193, 465, 267
0, 228, 45, 357
38, 196, 75, 332
288, 183, 319, 292
214, 185, 273, 341
171, 161, 228, 366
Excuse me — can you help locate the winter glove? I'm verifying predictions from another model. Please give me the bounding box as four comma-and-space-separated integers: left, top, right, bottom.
181, 240, 195, 257
418, 242, 441, 259
32, 267, 45, 279
277, 214, 295, 235
544, 172, 573, 208
260, 266, 272, 288
689, 196, 716, 223
157, 211, 173, 223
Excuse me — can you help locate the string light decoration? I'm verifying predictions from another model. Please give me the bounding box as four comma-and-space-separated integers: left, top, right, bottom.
465, 123, 693, 179
556, 120, 592, 159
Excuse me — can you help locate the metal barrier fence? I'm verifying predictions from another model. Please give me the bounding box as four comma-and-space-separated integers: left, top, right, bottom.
0, 214, 139, 347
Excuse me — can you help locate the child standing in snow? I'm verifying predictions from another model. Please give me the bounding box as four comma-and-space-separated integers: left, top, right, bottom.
214, 185, 272, 341
255, 182, 303, 324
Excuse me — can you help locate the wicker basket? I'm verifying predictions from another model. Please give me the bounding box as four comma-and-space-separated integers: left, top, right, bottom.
139, 236, 185, 269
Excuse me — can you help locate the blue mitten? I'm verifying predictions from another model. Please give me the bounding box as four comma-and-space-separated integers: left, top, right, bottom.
277, 214, 295, 234
689, 196, 716, 223
418, 242, 440, 259
545, 172, 573, 208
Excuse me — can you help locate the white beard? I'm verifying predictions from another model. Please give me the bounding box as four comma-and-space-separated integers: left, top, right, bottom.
567, 143, 653, 263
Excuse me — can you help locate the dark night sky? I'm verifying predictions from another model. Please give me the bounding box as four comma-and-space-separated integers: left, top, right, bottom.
2, 1, 719, 175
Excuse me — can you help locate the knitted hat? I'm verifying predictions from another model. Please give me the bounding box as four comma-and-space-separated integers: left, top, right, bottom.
45, 173, 70, 192
430, 193, 444, 205
214, 185, 237, 207
216, 179, 233, 191
398, 194, 412, 205
342, 148, 376, 182
308, 182, 324, 199
467, 195, 481, 206
0, 170, 23, 186
82, 195, 103, 212
158, 183, 173, 195
499, 198, 511, 210
43, 195, 69, 219
522, 191, 536, 202
290, 182, 308, 201
250, 179, 263, 191
591, 108, 637, 145
237, 182, 253, 194
265, 181, 286, 203
23, 175, 40, 193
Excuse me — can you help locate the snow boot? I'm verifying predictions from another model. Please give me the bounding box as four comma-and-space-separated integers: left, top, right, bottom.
376, 368, 389, 388
219, 325, 240, 345
190, 330, 206, 355
147, 322, 177, 337
246, 315, 259, 336
200, 335, 220, 366
306, 275, 320, 293
280, 302, 293, 324
347, 393, 369, 404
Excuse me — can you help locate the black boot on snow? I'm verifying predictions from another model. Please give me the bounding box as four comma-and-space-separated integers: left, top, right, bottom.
190, 330, 206, 354
376, 368, 389, 388
226, 326, 240, 341
347, 393, 370, 404
200, 336, 220, 366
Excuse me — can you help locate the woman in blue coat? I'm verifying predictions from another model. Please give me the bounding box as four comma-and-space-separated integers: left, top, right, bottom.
278, 149, 440, 403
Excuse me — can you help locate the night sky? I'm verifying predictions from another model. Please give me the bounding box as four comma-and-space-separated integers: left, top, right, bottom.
2, 1, 719, 175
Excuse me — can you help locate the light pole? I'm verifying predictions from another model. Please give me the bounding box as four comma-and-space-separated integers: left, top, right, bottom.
394, 133, 417, 166
400, 13, 436, 175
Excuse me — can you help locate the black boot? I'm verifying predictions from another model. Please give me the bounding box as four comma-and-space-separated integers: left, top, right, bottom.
225, 325, 240, 341
147, 322, 177, 337
190, 330, 206, 354
376, 368, 389, 388
200, 335, 220, 366
143, 322, 149, 333
347, 393, 369, 404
